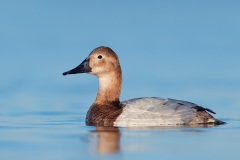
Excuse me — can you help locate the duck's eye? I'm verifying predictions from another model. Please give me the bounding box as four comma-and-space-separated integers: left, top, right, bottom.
98, 55, 102, 59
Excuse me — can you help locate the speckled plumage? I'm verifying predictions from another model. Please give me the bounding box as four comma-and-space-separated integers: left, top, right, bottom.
114, 97, 222, 126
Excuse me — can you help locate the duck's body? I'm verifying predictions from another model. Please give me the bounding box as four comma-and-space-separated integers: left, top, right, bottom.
63, 46, 224, 127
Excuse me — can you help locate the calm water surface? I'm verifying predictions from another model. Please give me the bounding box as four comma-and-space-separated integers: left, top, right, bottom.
1, 1, 240, 160
0, 109, 239, 160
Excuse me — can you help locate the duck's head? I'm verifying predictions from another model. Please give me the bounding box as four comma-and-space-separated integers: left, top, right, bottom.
63, 46, 121, 77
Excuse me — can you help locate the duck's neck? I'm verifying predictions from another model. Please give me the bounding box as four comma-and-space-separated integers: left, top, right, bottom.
94, 69, 122, 105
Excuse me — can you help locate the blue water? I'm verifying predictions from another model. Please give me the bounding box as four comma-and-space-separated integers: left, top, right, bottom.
1, 1, 240, 160
1, 108, 239, 160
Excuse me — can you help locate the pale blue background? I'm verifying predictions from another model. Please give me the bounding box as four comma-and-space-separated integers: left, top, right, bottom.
1, 0, 239, 117
0, 1, 240, 160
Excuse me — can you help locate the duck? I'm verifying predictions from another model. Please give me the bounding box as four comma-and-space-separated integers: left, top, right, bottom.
63, 46, 225, 127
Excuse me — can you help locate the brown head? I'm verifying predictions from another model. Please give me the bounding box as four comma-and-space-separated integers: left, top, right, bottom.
63, 46, 122, 103
63, 46, 121, 77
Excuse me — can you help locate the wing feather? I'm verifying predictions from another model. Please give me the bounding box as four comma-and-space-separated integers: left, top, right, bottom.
114, 97, 198, 127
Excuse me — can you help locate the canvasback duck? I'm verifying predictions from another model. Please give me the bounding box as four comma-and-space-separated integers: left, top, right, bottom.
63, 46, 225, 127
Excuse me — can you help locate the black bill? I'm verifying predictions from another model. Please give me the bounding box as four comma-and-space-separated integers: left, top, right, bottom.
63, 58, 92, 76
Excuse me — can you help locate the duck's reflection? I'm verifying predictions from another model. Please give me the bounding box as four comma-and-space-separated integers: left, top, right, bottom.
90, 126, 120, 154
89, 123, 219, 154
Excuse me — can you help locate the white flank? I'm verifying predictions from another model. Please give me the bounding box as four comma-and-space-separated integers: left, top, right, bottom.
114, 97, 197, 127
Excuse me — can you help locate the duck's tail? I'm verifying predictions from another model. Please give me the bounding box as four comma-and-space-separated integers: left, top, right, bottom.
189, 110, 226, 125
214, 119, 226, 125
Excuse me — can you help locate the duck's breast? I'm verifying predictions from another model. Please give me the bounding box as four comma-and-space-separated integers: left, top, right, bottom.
114, 97, 198, 127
